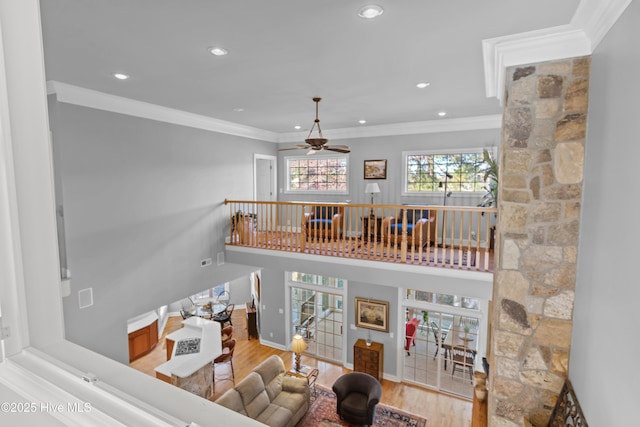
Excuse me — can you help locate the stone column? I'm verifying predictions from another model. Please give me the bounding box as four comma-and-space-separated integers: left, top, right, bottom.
489, 57, 590, 427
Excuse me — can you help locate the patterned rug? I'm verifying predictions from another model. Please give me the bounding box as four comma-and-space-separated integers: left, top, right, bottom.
296, 384, 427, 427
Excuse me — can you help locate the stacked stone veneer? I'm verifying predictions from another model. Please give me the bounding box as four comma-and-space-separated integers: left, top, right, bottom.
489, 57, 590, 427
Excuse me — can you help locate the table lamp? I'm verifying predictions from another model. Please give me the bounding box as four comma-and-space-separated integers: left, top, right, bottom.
291, 334, 307, 372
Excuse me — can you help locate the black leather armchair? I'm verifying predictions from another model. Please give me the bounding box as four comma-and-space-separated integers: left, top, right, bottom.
332, 372, 382, 426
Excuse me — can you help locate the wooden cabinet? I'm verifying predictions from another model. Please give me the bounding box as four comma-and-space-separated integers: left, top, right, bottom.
246, 302, 258, 340
354, 339, 383, 382
128, 319, 158, 362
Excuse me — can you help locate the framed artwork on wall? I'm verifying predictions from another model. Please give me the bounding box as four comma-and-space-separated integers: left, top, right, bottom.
355, 297, 389, 332
364, 159, 387, 180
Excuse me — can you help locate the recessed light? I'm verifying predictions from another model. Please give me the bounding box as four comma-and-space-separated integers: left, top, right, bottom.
208, 47, 228, 56
112, 73, 129, 80
438, 111, 447, 117
232, 107, 244, 112
359, 120, 367, 124
416, 82, 430, 89
294, 125, 302, 130
358, 5, 384, 19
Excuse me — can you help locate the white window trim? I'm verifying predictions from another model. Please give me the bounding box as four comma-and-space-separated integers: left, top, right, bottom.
400, 147, 496, 196
284, 154, 350, 195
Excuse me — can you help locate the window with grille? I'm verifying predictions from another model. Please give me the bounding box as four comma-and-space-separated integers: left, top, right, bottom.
285, 156, 348, 193
403, 149, 492, 194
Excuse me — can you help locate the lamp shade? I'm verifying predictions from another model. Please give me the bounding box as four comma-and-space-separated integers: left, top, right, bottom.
364, 183, 380, 194
291, 334, 308, 353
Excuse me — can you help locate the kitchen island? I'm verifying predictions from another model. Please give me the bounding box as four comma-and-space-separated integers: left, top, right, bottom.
155, 316, 222, 399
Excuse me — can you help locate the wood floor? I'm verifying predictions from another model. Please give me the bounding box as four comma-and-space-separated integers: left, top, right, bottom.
130, 310, 474, 427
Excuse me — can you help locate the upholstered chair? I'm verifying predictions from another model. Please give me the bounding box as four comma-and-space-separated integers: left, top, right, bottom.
332, 372, 382, 426
404, 317, 420, 355
380, 206, 436, 248
303, 204, 345, 241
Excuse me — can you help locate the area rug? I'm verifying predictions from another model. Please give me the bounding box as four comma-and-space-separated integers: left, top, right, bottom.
296, 384, 427, 427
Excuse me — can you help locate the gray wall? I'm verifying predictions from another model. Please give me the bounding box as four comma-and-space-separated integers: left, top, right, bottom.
49, 99, 275, 363
278, 129, 500, 206
573, 2, 639, 425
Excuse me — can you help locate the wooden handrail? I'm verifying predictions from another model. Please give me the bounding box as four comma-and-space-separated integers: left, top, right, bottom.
224, 200, 497, 272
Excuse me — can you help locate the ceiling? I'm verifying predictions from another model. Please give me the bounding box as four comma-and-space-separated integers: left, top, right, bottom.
39, 0, 581, 138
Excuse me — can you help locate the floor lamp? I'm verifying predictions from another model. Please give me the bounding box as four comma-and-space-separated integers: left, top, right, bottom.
365, 182, 380, 220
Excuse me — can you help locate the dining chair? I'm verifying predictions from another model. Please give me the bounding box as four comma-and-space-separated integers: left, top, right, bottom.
221, 325, 233, 342
451, 345, 474, 382
213, 338, 236, 390
430, 321, 446, 360
404, 318, 420, 356
213, 303, 234, 327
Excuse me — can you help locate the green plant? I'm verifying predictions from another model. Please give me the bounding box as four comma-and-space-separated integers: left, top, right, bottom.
478, 149, 498, 208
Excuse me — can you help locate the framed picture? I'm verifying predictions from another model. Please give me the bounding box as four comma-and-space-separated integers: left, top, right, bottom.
355, 297, 389, 332
364, 159, 387, 180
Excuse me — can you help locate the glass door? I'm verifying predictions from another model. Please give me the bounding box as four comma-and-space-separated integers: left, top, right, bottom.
291, 287, 343, 363
403, 304, 480, 399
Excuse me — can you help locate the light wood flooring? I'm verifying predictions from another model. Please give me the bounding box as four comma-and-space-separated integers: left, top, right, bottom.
130, 310, 474, 427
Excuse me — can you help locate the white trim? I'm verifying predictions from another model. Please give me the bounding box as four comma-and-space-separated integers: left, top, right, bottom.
47, 81, 279, 143
483, 0, 632, 104
278, 115, 503, 143
572, 0, 633, 49
47, 81, 502, 143
483, 26, 591, 103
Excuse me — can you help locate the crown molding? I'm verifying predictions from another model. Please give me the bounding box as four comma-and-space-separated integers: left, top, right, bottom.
47, 81, 501, 144
483, 25, 591, 104
572, 0, 632, 48
46, 81, 280, 142
483, 0, 631, 104
276, 115, 503, 143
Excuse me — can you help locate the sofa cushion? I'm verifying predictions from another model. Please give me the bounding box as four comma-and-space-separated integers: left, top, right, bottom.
272, 389, 308, 416
236, 372, 271, 419
215, 389, 248, 416
256, 404, 294, 427
254, 355, 285, 401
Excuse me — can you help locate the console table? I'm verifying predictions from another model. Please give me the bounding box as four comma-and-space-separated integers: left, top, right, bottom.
246, 302, 258, 340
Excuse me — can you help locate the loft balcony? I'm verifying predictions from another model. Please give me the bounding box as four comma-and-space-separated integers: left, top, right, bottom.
224, 200, 497, 273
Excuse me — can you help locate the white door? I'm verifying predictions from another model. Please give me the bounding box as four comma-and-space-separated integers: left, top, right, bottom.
254, 155, 276, 231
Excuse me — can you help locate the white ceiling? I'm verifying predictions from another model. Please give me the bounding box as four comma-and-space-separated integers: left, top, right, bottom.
39, 0, 582, 138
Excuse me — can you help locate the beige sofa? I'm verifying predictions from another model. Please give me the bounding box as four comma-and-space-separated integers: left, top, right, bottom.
215, 355, 310, 427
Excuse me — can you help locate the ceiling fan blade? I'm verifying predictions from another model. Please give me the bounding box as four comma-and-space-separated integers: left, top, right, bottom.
306, 148, 317, 155
278, 144, 309, 151
325, 145, 351, 153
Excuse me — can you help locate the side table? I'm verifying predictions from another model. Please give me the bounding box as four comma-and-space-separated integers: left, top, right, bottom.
286, 365, 319, 395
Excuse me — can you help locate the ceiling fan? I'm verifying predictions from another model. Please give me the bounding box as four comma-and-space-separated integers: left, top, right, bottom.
279, 97, 351, 155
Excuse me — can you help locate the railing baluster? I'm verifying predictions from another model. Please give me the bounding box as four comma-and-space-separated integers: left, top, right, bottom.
223, 199, 495, 272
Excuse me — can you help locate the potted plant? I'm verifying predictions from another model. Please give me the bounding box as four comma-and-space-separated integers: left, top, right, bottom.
478, 149, 498, 209
478, 149, 498, 249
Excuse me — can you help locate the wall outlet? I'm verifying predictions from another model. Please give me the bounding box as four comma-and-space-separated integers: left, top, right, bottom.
269, 332, 273, 338
200, 258, 212, 267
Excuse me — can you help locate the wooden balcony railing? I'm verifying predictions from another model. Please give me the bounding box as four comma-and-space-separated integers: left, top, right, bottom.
224, 200, 497, 272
